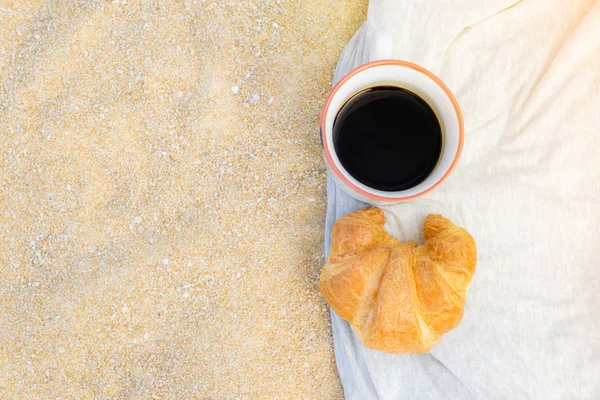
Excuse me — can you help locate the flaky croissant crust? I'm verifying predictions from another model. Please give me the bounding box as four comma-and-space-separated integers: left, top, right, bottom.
320, 207, 477, 353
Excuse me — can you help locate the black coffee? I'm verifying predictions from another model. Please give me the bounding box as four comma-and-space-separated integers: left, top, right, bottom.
333, 86, 442, 191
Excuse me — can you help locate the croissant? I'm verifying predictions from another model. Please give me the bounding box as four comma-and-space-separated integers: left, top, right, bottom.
319, 206, 477, 353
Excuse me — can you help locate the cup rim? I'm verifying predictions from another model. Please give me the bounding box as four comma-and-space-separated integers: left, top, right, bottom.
320, 59, 464, 202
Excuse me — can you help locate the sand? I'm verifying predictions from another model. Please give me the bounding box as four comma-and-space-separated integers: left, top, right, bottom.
0, 1, 366, 398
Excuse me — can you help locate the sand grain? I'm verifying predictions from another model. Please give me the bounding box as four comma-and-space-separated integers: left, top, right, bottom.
0, 0, 366, 398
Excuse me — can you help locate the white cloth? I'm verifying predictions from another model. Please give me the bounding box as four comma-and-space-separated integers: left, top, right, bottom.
324, 1, 600, 399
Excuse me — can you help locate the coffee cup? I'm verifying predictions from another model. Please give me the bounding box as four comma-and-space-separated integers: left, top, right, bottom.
320, 32, 464, 205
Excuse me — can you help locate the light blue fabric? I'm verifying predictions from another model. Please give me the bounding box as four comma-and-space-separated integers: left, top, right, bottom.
324, 1, 600, 399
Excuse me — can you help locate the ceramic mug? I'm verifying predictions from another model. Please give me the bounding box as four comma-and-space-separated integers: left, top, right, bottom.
320, 32, 464, 205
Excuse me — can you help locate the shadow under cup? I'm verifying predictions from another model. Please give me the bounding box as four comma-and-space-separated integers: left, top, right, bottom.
321, 60, 464, 205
